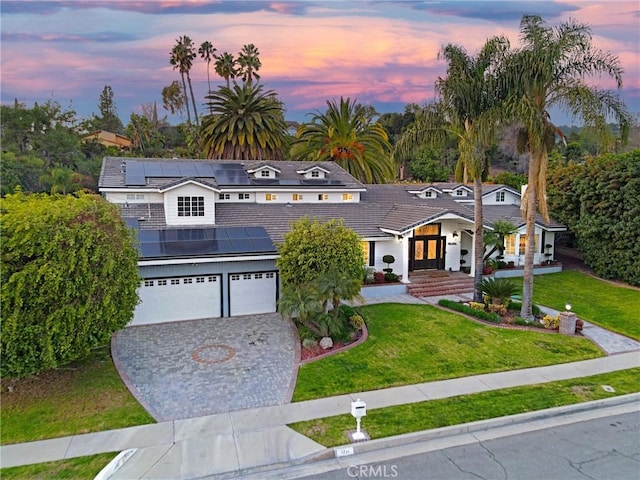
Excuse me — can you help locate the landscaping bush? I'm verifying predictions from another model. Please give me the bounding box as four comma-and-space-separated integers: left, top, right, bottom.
438, 299, 501, 323
479, 277, 519, 304
384, 272, 399, 282
349, 314, 364, 331
509, 301, 541, 315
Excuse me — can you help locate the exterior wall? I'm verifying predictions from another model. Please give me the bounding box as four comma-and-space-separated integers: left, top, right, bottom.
371, 238, 404, 274
105, 192, 163, 204
216, 192, 254, 203
500, 225, 550, 266
139, 258, 278, 317
255, 191, 360, 204
163, 184, 216, 226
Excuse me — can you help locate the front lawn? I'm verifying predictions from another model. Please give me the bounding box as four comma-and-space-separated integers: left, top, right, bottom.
290, 367, 640, 447
0, 453, 117, 480
293, 303, 602, 401
515, 271, 640, 340
0, 347, 155, 445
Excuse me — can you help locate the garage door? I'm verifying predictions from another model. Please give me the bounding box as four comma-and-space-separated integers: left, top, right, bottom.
229, 272, 277, 316
131, 275, 222, 326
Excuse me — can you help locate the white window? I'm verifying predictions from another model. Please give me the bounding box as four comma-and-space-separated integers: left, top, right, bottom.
219, 193, 230, 200
127, 193, 145, 200
178, 196, 204, 216
318, 194, 328, 201
261, 170, 271, 177
424, 191, 433, 198
238, 193, 250, 200
158, 279, 167, 286
496, 191, 505, 202
171, 279, 180, 285
342, 193, 353, 201
266, 193, 277, 201
455, 189, 464, 196
311, 171, 320, 178
293, 194, 303, 201
144, 280, 154, 287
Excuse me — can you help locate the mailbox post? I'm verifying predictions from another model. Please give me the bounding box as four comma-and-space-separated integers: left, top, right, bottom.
350, 398, 367, 441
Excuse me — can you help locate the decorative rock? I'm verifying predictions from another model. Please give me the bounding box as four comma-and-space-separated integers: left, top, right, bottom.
319, 336, 334, 350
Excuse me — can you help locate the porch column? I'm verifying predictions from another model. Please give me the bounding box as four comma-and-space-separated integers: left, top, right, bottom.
469, 232, 475, 277
399, 235, 410, 283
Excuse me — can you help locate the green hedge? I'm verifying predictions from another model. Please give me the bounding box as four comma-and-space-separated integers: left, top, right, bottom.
438, 299, 501, 323
508, 301, 541, 315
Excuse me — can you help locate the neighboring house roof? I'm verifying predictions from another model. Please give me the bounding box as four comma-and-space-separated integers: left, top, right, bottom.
83, 130, 131, 149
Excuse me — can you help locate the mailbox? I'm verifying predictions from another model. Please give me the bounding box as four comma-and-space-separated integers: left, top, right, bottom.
351, 399, 367, 419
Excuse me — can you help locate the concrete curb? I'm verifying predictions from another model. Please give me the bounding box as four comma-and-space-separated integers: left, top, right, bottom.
225, 393, 640, 479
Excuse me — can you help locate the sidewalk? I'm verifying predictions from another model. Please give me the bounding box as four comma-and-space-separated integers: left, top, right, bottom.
2, 351, 638, 478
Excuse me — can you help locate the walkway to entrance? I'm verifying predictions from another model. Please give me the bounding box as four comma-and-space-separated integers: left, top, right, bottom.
111, 314, 298, 421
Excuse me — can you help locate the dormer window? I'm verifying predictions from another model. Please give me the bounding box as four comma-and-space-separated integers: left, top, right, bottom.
261, 170, 270, 177
297, 166, 330, 179
424, 191, 433, 198
496, 191, 505, 202
311, 171, 320, 178
455, 189, 464, 196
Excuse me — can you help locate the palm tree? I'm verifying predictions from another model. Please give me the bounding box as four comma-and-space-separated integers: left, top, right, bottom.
502, 15, 630, 319
170, 36, 199, 125
39, 167, 83, 195
200, 83, 288, 160
294, 97, 395, 183
395, 37, 510, 302
315, 269, 364, 322
483, 220, 518, 262
198, 40, 217, 94
278, 283, 323, 335
237, 43, 261, 86
215, 52, 237, 88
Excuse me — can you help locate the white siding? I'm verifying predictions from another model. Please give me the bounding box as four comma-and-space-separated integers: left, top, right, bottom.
483, 190, 520, 206
164, 184, 216, 226
105, 192, 163, 203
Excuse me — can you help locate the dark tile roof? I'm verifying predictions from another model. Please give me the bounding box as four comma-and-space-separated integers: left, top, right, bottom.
99, 157, 365, 190
483, 205, 566, 229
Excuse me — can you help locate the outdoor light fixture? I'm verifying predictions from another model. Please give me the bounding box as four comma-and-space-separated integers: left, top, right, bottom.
565, 303, 572, 312
452, 231, 458, 238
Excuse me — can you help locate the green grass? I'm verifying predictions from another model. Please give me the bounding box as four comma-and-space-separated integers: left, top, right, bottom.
0, 453, 117, 480
514, 271, 640, 340
0, 347, 155, 445
290, 367, 640, 447
293, 303, 602, 401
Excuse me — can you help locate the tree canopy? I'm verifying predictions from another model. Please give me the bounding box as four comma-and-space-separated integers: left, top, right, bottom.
1, 192, 140, 378
277, 217, 364, 287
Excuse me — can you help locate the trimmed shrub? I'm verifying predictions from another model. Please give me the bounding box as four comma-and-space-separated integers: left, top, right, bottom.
438, 299, 501, 323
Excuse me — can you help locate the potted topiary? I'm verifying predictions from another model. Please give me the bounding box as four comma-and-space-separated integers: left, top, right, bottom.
382, 255, 395, 274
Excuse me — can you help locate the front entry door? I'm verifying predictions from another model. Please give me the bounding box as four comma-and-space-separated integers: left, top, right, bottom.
410, 236, 445, 270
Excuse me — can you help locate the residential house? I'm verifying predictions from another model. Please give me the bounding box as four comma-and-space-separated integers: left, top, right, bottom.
99, 157, 565, 326
83, 130, 132, 150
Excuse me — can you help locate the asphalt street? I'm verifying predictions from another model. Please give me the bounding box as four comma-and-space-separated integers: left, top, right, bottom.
295, 411, 640, 480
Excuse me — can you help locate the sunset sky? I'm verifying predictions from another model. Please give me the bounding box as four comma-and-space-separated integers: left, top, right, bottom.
2, 1, 639, 126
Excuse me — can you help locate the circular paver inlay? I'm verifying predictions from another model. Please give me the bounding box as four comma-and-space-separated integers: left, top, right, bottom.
192, 344, 236, 364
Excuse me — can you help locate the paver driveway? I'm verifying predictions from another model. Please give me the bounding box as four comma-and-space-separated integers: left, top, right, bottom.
111, 314, 298, 421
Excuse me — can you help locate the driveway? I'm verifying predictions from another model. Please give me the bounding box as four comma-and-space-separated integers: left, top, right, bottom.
111, 314, 299, 421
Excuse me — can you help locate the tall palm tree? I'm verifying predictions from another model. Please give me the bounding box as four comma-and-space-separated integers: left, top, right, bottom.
294, 97, 395, 184
170, 36, 199, 125
395, 37, 510, 302
200, 83, 288, 160
502, 15, 630, 319
237, 43, 261, 86
198, 40, 217, 94
215, 52, 237, 88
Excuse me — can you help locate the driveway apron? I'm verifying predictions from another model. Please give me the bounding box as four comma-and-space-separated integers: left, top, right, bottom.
111, 314, 298, 421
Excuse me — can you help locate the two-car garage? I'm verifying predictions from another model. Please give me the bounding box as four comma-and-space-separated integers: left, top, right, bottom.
130, 270, 278, 326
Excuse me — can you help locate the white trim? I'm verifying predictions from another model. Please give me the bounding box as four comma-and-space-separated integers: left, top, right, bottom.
138, 254, 279, 266
295, 165, 331, 174
100, 188, 158, 193
247, 165, 281, 174
159, 180, 219, 193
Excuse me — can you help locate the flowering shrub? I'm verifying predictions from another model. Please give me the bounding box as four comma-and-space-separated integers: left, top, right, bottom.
349, 314, 364, 331
469, 302, 486, 310
487, 304, 508, 316
541, 314, 560, 329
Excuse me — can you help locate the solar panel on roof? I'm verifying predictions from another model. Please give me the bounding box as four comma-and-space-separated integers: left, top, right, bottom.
161, 163, 182, 176
134, 226, 276, 259
143, 163, 163, 176
195, 163, 216, 177
125, 162, 146, 186
178, 164, 199, 177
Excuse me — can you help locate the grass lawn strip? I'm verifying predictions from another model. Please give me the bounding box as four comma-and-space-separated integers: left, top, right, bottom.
290, 367, 640, 447
293, 303, 602, 401
0, 347, 155, 445
0, 452, 117, 480
513, 271, 640, 340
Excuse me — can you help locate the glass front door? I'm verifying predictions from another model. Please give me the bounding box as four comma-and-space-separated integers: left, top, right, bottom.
410, 236, 445, 270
